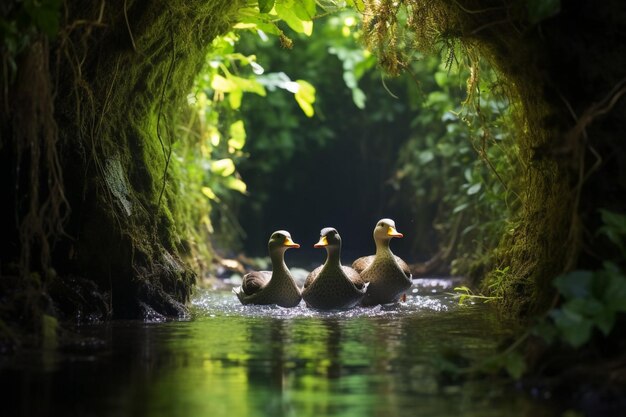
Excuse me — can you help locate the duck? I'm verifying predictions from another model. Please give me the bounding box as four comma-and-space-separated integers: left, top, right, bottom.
233, 230, 302, 307
353, 218, 412, 306
302, 227, 367, 310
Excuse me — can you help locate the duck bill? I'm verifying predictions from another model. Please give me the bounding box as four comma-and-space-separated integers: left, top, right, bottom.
313, 236, 328, 248
387, 227, 404, 238
284, 237, 300, 248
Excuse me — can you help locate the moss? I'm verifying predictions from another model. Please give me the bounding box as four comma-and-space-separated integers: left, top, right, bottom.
364, 0, 626, 317
55, 0, 244, 317
0, 0, 243, 326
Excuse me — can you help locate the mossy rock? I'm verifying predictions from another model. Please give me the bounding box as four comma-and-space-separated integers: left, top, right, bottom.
0, 0, 243, 324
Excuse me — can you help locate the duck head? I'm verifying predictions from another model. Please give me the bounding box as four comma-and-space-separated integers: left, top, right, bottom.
268, 230, 300, 253
313, 227, 341, 249
313, 227, 342, 264
373, 218, 404, 243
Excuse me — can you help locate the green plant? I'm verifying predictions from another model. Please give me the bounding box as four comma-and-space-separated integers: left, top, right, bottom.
533, 210, 626, 348
391, 52, 520, 268
177, 1, 342, 253
449, 285, 501, 305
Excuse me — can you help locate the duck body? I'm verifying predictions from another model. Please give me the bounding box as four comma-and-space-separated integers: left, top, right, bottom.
353, 255, 411, 278
233, 231, 302, 308
304, 265, 366, 290
356, 219, 413, 306
302, 228, 367, 310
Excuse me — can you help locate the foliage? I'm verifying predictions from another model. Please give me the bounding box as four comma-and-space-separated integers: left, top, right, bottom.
533, 210, 626, 348
391, 51, 520, 270
237, 8, 377, 174
234, 7, 454, 258
219, 1, 520, 268
1, 0, 62, 106
180, 1, 357, 254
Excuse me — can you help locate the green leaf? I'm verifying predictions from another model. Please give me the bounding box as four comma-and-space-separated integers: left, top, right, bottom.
275, 0, 312, 35
502, 352, 526, 379
294, 79, 316, 117
228, 121, 246, 150
201, 186, 218, 201
211, 74, 236, 92
419, 150, 434, 164
352, 88, 366, 109
346, 0, 365, 12
467, 183, 482, 195
598, 209, 626, 255
603, 270, 626, 312
434, 72, 448, 88
437, 143, 455, 157
211, 159, 236, 177
464, 168, 473, 182
599, 209, 626, 234
533, 320, 558, 344
527, 0, 560, 24
225, 177, 247, 194
301, 20, 313, 36
234, 16, 282, 35
427, 91, 449, 105
229, 89, 243, 109
594, 309, 616, 336
228, 74, 267, 96
550, 309, 593, 348
294, 0, 316, 20
258, 0, 275, 13
453, 203, 469, 214
553, 271, 593, 299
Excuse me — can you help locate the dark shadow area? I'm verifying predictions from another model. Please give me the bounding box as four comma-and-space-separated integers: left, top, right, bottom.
235, 29, 423, 266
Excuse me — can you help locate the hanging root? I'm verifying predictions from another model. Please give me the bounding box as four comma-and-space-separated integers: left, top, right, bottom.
13, 39, 70, 276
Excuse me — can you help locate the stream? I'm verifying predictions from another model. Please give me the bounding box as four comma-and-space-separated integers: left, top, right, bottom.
1, 278, 561, 417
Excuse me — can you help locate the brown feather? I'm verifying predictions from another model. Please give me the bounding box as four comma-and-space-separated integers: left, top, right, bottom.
305, 265, 365, 289
352, 255, 411, 278
241, 271, 271, 295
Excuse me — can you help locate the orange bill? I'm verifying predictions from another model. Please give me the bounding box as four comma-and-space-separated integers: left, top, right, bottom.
387, 226, 403, 238
284, 237, 300, 248
314, 235, 328, 248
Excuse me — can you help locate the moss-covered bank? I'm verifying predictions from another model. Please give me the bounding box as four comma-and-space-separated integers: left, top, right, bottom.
364, 0, 626, 316
1, 0, 241, 336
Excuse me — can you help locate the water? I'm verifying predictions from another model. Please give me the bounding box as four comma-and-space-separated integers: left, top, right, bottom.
0, 279, 559, 417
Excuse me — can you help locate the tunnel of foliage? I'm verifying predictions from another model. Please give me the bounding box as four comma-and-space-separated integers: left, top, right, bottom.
1, 0, 625, 391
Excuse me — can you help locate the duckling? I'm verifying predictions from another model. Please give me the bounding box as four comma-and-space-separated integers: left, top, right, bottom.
353, 218, 412, 306
302, 227, 367, 310
233, 230, 302, 307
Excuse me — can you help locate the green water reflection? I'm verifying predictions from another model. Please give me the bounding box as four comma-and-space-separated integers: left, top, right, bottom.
128, 293, 552, 417
1, 288, 559, 417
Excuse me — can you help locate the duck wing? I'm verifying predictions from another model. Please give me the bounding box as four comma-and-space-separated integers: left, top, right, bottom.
353, 255, 411, 278
395, 257, 412, 279
241, 271, 271, 295
342, 266, 366, 290
304, 266, 322, 289
352, 255, 374, 274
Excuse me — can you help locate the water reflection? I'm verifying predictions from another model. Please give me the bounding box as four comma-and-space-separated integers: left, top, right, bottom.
0, 281, 559, 417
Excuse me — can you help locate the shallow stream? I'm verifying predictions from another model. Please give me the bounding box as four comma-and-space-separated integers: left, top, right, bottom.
1, 279, 560, 417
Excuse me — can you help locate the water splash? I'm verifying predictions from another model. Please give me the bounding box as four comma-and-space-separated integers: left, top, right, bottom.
191, 278, 463, 320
